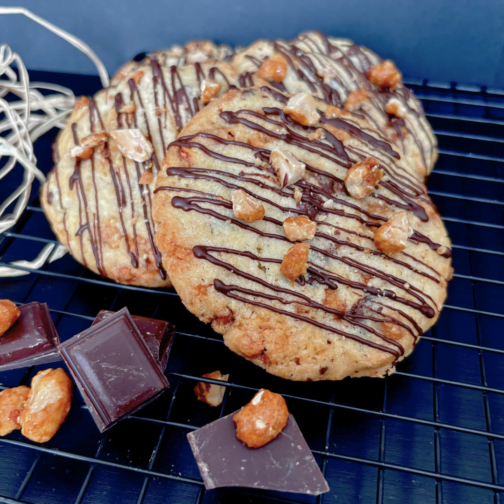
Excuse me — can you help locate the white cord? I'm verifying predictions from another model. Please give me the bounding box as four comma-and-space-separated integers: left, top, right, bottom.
0, 7, 109, 87
0, 8, 109, 277
0, 243, 68, 278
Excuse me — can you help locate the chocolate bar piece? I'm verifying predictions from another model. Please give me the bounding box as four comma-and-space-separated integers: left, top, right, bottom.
0, 302, 61, 371
92, 310, 174, 371
59, 307, 169, 432
187, 413, 329, 495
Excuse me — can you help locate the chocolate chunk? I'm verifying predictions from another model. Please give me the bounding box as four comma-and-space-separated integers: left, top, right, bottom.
59, 307, 168, 432
92, 310, 174, 371
0, 302, 61, 371
187, 413, 329, 495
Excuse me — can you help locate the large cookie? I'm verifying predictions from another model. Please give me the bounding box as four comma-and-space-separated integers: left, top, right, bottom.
153, 87, 452, 381
42, 49, 253, 287
233, 31, 437, 179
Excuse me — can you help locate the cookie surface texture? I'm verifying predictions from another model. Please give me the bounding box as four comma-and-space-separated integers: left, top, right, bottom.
42, 50, 243, 287
153, 87, 452, 381
233, 31, 437, 179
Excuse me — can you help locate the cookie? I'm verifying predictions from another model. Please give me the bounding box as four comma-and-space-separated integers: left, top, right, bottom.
153, 87, 452, 381
233, 31, 437, 179
42, 54, 250, 287
111, 40, 235, 84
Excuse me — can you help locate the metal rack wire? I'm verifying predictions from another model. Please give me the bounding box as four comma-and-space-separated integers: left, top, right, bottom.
0, 74, 503, 504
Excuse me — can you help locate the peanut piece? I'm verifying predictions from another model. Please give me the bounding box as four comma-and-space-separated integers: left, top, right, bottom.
81, 131, 109, 149
200, 79, 221, 105
374, 211, 413, 255
257, 56, 288, 82
139, 170, 154, 185
233, 389, 289, 448
269, 149, 306, 188
110, 129, 153, 162
344, 157, 383, 200
231, 189, 265, 223
0, 386, 30, 436
0, 300, 20, 336
307, 128, 324, 141
366, 60, 402, 89
284, 92, 321, 126
385, 97, 408, 118
119, 102, 136, 114
70, 146, 94, 160
194, 371, 229, 407
280, 243, 310, 281
283, 216, 317, 242
19, 368, 73, 443
293, 187, 303, 203
344, 90, 370, 112
132, 70, 144, 84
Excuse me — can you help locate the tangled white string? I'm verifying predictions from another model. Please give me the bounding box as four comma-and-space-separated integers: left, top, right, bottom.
0, 7, 109, 278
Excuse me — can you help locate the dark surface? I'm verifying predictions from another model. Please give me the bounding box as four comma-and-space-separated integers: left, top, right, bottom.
92, 310, 175, 371
2, 1, 504, 88
0, 70, 503, 503
0, 302, 60, 371
187, 413, 329, 494
59, 308, 169, 432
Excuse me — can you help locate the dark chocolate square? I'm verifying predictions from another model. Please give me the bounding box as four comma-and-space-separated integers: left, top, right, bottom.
0, 302, 61, 371
59, 307, 169, 432
187, 413, 329, 495
92, 310, 174, 371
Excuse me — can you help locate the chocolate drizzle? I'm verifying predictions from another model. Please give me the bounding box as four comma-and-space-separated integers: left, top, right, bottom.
160, 88, 450, 359
239, 33, 437, 173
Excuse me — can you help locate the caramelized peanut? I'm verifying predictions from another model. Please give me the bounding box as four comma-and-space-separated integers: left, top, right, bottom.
70, 146, 94, 160
284, 93, 320, 126
200, 79, 221, 105
374, 211, 413, 255
194, 371, 229, 407
233, 389, 289, 448
344, 90, 370, 112
139, 170, 154, 185
110, 129, 153, 162
280, 243, 310, 281
293, 187, 303, 203
81, 131, 109, 149
366, 60, 402, 89
344, 157, 383, 199
231, 189, 265, 223
19, 368, 73, 443
385, 98, 407, 118
0, 386, 30, 436
283, 216, 317, 242
269, 149, 306, 188
0, 300, 20, 336
257, 56, 288, 82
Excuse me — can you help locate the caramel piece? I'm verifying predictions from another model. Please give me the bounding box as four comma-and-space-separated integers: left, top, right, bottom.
0, 300, 20, 337
280, 243, 310, 281
233, 389, 289, 448
19, 368, 72, 443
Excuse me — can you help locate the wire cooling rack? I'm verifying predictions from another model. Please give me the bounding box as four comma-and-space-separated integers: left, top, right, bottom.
0, 71, 503, 504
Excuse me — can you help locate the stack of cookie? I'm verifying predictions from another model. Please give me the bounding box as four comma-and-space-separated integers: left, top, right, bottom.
42, 32, 452, 381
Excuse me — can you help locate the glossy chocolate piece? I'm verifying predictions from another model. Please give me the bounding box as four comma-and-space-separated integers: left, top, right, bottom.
187, 413, 329, 495
92, 310, 174, 371
59, 307, 168, 432
0, 302, 61, 371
